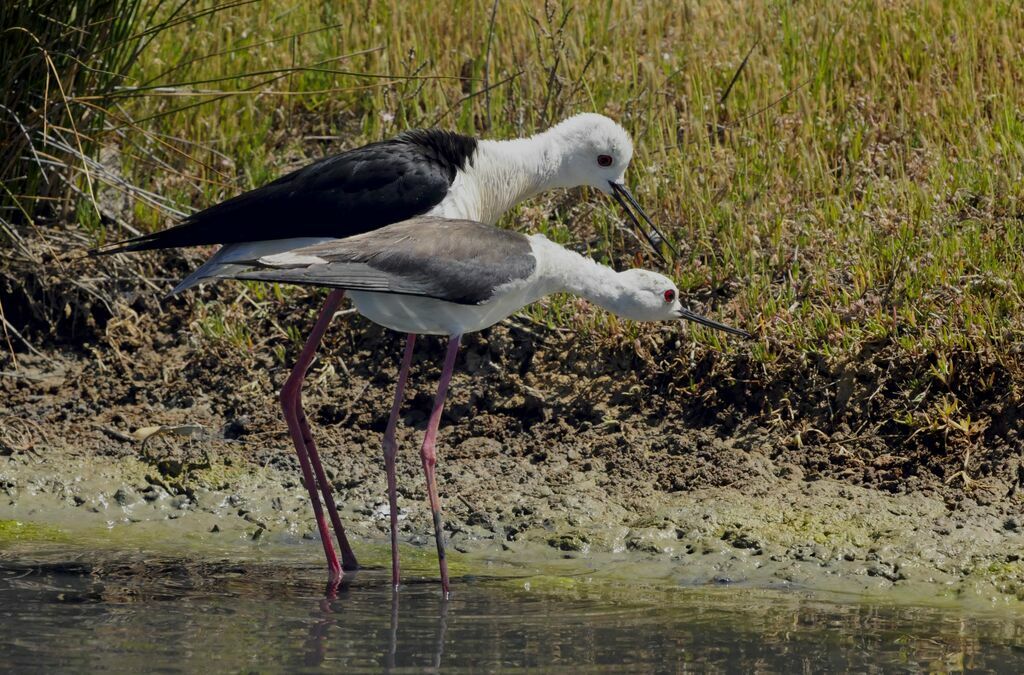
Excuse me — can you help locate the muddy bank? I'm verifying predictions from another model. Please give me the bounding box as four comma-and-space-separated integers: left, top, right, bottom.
2, 318, 1023, 605
3, 441, 1023, 605
1, 262, 1023, 604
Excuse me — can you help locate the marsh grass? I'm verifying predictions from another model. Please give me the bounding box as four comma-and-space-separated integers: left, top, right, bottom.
4, 1, 1024, 480
105, 1, 1024, 348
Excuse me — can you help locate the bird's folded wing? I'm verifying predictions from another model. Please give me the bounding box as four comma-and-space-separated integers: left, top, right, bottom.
92, 138, 458, 254
218, 217, 537, 306
229, 262, 454, 299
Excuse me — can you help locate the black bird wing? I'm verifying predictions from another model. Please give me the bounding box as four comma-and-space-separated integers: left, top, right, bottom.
93, 130, 478, 254
225, 217, 537, 306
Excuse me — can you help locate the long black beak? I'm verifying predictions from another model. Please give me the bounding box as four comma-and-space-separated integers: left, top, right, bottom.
678, 307, 751, 339
609, 181, 678, 265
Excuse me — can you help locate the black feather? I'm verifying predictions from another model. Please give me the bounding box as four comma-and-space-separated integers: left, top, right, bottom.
92, 130, 479, 255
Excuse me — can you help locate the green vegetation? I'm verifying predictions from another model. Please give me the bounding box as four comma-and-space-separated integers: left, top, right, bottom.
0, 519, 67, 546
0, 0, 149, 222
2, 1, 1022, 483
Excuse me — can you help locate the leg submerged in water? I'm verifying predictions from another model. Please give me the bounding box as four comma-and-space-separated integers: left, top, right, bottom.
419, 335, 461, 598
280, 290, 359, 577
383, 333, 417, 590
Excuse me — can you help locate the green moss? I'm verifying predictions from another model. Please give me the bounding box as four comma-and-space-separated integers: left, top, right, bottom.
0, 520, 68, 546
982, 559, 1024, 579
547, 532, 591, 552
189, 459, 249, 491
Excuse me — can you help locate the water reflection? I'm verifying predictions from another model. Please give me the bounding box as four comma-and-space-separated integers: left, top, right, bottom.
386, 589, 399, 670
0, 551, 1022, 672
303, 575, 351, 668
305, 572, 451, 671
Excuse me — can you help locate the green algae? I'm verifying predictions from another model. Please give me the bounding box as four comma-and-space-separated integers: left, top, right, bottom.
0, 520, 68, 546
547, 532, 591, 552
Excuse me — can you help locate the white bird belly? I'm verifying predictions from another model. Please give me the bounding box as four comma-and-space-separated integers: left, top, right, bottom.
348, 287, 536, 336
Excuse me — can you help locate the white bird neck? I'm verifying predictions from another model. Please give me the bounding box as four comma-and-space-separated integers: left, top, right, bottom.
529, 235, 635, 316
460, 123, 597, 224
461, 136, 556, 224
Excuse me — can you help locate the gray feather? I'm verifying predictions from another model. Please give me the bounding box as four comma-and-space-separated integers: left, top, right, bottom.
225, 217, 536, 305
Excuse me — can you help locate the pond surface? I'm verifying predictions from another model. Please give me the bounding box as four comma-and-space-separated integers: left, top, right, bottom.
1, 544, 1022, 672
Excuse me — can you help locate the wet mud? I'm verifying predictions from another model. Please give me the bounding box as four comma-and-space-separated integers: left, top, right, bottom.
2, 284, 1023, 605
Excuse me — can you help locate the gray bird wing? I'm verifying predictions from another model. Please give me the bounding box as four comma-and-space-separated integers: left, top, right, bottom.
222, 217, 537, 306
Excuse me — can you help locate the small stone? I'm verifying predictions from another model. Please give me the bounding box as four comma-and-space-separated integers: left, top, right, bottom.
730, 533, 761, 551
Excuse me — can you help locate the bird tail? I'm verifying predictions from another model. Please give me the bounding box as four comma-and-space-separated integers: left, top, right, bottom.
89, 229, 176, 256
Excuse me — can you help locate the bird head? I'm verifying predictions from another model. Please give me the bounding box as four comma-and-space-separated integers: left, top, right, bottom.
613, 269, 684, 321
544, 113, 634, 192
614, 269, 751, 337
542, 114, 675, 263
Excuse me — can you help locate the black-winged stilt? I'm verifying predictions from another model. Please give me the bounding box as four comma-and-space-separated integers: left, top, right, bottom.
185, 216, 749, 596
94, 114, 674, 585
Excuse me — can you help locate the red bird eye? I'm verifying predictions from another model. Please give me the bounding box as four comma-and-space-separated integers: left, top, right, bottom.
663, 289, 675, 303
597, 154, 613, 167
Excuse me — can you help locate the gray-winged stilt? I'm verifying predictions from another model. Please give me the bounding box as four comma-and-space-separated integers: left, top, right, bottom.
94, 114, 675, 584
197, 216, 749, 596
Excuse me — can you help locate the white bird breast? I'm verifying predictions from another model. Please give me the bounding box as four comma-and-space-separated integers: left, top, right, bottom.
348, 277, 541, 336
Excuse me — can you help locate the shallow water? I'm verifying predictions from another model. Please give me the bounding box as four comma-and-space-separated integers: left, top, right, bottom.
2, 544, 1023, 673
